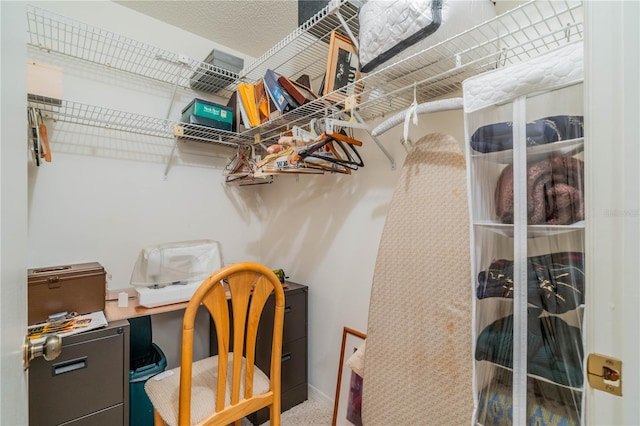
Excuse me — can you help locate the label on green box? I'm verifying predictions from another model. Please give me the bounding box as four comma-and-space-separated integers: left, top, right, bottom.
192, 102, 232, 124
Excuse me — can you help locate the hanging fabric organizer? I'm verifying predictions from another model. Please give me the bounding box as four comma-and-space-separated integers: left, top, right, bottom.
463, 41, 586, 426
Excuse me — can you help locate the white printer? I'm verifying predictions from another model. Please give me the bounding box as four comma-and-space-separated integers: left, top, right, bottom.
130, 239, 223, 308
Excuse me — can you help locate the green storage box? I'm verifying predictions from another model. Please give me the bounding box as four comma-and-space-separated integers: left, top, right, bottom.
181, 98, 233, 131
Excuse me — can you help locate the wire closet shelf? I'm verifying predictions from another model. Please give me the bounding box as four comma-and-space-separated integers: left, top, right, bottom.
26, 5, 239, 98
25, 0, 584, 148
26, 96, 250, 147
238, 0, 584, 144
353, 0, 584, 121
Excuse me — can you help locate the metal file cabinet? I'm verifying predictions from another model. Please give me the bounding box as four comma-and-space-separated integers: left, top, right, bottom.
29, 320, 130, 426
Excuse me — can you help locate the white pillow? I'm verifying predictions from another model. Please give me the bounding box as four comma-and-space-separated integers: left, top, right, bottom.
346, 340, 366, 378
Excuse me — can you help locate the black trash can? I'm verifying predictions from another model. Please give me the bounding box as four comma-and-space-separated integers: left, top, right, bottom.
128, 316, 167, 426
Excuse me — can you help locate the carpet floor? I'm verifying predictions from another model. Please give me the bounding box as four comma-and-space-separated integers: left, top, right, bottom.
242, 393, 333, 426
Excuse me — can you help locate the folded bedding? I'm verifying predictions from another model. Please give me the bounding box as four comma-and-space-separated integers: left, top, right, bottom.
475, 311, 584, 388
477, 252, 585, 314
358, 0, 496, 73
495, 155, 584, 225
476, 370, 581, 426
470, 115, 584, 153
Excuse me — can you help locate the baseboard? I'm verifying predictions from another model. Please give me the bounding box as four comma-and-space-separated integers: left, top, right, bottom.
308, 384, 333, 408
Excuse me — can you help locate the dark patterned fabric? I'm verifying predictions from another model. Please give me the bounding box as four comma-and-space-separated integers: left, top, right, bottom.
470, 115, 584, 153
475, 312, 584, 388
477, 252, 585, 314
476, 370, 581, 426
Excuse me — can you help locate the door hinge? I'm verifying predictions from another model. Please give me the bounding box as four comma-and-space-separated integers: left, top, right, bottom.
587, 353, 623, 396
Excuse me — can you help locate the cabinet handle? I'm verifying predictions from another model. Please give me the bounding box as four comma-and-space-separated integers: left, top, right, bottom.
52, 357, 87, 375
281, 353, 292, 362
284, 306, 292, 314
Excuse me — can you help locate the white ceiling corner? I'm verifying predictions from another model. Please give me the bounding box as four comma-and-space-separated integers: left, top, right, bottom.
114, 1, 300, 59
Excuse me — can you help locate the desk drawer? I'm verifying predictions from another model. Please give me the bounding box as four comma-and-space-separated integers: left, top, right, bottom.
256, 337, 307, 390
281, 337, 307, 390
29, 325, 127, 426
256, 290, 307, 347
61, 404, 124, 426
282, 292, 307, 342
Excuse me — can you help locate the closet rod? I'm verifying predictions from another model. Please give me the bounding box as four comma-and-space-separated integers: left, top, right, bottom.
371, 98, 463, 137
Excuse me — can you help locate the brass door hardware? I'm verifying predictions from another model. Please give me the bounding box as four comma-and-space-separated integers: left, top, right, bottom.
23, 334, 62, 370
587, 353, 623, 396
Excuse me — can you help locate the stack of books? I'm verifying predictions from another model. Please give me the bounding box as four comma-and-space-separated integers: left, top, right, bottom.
233, 69, 319, 130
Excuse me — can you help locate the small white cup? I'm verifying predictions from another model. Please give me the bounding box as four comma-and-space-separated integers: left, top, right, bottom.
117, 292, 129, 308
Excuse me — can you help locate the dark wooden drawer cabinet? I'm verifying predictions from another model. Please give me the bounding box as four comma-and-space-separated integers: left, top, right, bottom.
29, 320, 130, 426
209, 282, 308, 425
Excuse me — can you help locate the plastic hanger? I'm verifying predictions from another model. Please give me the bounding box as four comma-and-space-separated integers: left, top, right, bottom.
296, 131, 364, 171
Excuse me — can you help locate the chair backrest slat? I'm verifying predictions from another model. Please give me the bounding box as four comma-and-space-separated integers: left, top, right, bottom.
177, 262, 284, 425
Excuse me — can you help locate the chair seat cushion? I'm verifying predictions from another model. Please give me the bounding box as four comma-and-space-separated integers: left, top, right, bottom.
145, 353, 270, 426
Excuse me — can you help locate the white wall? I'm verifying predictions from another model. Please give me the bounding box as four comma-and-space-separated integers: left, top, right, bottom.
26, 1, 260, 288
26, 1, 263, 367
259, 108, 465, 399
24, 0, 468, 403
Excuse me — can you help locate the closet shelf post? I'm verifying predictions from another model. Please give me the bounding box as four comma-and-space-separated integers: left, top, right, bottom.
352, 111, 396, 171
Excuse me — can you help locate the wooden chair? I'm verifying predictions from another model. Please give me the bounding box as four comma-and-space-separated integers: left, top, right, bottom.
145, 262, 285, 426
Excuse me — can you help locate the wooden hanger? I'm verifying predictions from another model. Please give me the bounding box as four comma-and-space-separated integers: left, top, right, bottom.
326, 130, 363, 147
224, 145, 275, 185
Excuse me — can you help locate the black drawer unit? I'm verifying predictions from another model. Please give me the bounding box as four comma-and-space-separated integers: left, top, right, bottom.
209, 282, 308, 425
29, 320, 130, 426
248, 282, 308, 425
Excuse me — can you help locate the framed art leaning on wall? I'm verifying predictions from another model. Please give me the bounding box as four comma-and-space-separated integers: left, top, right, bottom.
333, 326, 366, 426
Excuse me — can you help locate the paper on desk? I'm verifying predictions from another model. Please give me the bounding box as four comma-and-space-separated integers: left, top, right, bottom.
27, 311, 108, 344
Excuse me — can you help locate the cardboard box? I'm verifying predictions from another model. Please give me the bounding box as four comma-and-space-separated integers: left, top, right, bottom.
181, 98, 233, 131
28, 262, 106, 325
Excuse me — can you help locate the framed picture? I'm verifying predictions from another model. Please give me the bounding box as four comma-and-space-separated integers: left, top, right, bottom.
324, 31, 363, 104
333, 327, 367, 426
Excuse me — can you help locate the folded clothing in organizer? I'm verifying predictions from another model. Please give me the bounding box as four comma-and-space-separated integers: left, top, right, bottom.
475, 311, 584, 388
476, 369, 581, 426
495, 155, 585, 225
470, 115, 584, 153
477, 252, 585, 314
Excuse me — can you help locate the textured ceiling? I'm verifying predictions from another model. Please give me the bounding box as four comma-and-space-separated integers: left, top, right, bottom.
115, 0, 299, 58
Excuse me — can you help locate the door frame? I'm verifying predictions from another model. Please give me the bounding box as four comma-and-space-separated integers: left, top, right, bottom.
585, 1, 640, 424
0, 1, 29, 425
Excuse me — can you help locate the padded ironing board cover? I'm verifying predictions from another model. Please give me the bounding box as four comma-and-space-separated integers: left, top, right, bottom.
363, 133, 472, 424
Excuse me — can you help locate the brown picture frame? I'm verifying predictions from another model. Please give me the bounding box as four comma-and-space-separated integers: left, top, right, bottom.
323, 31, 362, 104
333, 326, 367, 426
